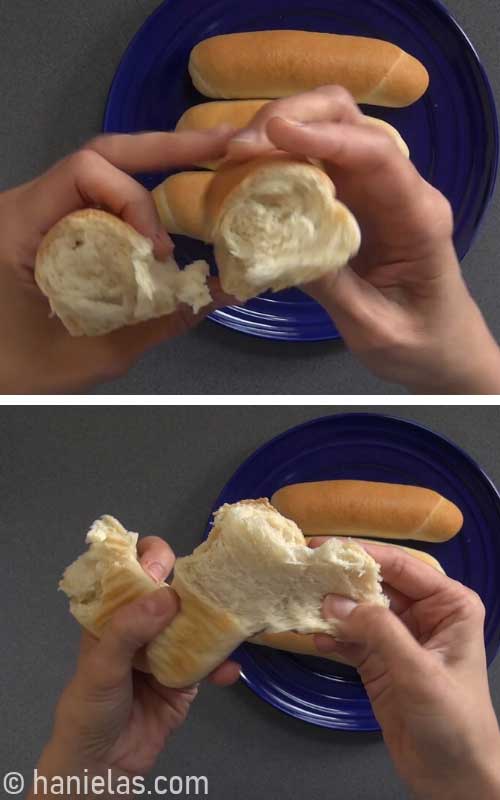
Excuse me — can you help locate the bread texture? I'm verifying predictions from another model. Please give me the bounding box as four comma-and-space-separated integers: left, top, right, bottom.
271, 480, 463, 542
60, 502, 387, 688
35, 209, 212, 336
208, 155, 361, 300
176, 100, 410, 165
250, 538, 445, 661
189, 31, 429, 107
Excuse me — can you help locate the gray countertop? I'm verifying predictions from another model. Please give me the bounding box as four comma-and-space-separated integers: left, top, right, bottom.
1, 0, 499, 394
2, 405, 500, 799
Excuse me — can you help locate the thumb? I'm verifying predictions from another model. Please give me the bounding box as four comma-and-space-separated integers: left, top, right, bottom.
318, 596, 426, 677
305, 266, 394, 332
79, 587, 178, 692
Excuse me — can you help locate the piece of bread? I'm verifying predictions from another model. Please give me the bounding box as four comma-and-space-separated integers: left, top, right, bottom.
176, 100, 410, 166
155, 155, 360, 301
153, 172, 214, 242
250, 538, 444, 661
35, 209, 212, 337
189, 31, 429, 107
271, 480, 463, 542
59, 502, 388, 689
208, 155, 361, 300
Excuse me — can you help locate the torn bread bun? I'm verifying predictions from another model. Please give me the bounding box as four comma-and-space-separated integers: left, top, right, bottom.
60, 502, 387, 688
206, 156, 361, 301
176, 100, 410, 166
153, 156, 362, 301
35, 209, 212, 337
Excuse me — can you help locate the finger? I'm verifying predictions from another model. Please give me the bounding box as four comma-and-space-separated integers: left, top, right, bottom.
312, 537, 450, 601
87, 126, 237, 173
137, 536, 176, 583
382, 583, 413, 616
29, 150, 172, 261
306, 538, 412, 614
313, 634, 364, 666
78, 587, 178, 691
356, 543, 451, 601
79, 630, 99, 658
228, 86, 362, 159
323, 596, 426, 675
207, 660, 241, 687
265, 118, 418, 193
95, 277, 236, 370
305, 265, 400, 336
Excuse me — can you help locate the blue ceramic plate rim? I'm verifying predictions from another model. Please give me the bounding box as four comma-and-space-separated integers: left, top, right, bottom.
203, 412, 500, 730
103, 0, 499, 343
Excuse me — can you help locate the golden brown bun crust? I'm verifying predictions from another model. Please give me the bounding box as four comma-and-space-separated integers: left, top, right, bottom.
153, 172, 214, 242
176, 100, 269, 133
189, 31, 429, 107
147, 574, 247, 689
176, 101, 269, 168
271, 480, 463, 542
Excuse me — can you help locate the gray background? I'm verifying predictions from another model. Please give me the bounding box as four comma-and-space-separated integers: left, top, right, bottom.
1, 0, 499, 394
1, 405, 500, 799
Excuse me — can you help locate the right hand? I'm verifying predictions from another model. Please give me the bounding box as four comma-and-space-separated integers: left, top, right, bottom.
310, 541, 500, 800
228, 87, 500, 394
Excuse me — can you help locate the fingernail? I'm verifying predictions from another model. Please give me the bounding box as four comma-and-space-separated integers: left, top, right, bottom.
324, 595, 358, 620
231, 128, 259, 144
145, 561, 166, 583
281, 117, 307, 127
142, 588, 173, 616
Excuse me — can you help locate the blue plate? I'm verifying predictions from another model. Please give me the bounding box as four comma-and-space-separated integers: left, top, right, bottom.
104, 0, 498, 342
204, 413, 500, 730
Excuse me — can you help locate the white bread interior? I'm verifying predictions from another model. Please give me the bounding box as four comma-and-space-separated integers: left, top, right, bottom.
60, 502, 387, 688
35, 209, 212, 337
174, 500, 387, 634
212, 162, 361, 301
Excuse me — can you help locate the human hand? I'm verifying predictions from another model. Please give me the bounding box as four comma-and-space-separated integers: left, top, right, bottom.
0, 127, 235, 394
29, 536, 240, 798
310, 540, 500, 800
228, 88, 500, 394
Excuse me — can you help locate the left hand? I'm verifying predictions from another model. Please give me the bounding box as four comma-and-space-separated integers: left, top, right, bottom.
0, 128, 235, 394
33, 536, 240, 791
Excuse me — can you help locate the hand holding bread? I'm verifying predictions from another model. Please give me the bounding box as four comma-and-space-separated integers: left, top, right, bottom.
60, 502, 388, 688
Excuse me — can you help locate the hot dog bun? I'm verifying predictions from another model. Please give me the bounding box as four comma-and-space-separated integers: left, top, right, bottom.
189, 31, 429, 107
271, 480, 463, 542
176, 99, 410, 167
60, 504, 388, 688
153, 172, 214, 242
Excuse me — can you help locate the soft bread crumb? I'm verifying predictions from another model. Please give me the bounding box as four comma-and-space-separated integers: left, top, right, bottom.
176, 500, 387, 634
35, 210, 212, 337
213, 163, 361, 301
